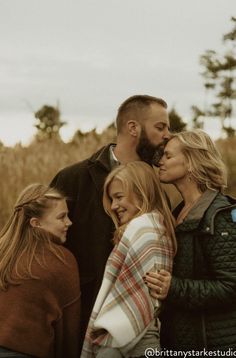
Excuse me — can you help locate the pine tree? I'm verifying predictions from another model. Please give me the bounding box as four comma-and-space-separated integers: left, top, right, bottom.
199, 17, 236, 137
34, 104, 66, 140
169, 108, 187, 133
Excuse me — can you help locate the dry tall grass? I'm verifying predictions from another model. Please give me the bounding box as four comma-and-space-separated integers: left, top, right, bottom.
0, 126, 116, 229
216, 137, 236, 197
0, 128, 235, 230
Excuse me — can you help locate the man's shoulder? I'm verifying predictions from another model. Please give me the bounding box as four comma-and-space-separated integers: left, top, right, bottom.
57, 144, 112, 176
88, 144, 112, 163
57, 158, 89, 176
52, 144, 112, 182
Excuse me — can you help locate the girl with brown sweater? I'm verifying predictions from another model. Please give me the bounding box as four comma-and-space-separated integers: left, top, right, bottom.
0, 184, 80, 358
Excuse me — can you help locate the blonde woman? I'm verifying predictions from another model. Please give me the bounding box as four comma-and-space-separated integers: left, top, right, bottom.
0, 184, 80, 358
82, 161, 176, 358
145, 129, 236, 350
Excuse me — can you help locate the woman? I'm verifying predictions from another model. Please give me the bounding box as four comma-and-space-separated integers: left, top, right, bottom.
82, 161, 176, 358
0, 184, 80, 358
145, 129, 236, 350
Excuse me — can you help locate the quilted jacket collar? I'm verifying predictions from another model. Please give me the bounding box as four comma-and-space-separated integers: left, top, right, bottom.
175, 189, 236, 233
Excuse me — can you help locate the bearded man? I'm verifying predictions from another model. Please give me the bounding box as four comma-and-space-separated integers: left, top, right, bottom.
50, 94, 170, 353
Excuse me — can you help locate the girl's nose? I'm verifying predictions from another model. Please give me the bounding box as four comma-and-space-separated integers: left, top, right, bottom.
111, 201, 119, 211
66, 217, 72, 226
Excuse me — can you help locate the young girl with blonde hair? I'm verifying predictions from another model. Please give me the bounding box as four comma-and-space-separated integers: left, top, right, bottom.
82, 161, 176, 358
0, 184, 80, 358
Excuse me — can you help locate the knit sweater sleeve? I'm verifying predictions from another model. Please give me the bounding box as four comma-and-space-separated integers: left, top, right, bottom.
168, 209, 236, 310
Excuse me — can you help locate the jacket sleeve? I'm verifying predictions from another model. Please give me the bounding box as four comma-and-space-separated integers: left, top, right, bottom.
167, 208, 236, 310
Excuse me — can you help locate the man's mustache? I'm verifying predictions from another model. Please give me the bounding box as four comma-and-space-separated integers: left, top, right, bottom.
151, 139, 168, 167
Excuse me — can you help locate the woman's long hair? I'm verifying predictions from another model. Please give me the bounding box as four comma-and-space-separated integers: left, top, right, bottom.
171, 130, 227, 193
0, 183, 66, 290
103, 161, 176, 253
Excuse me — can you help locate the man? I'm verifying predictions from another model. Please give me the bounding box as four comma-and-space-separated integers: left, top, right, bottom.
50, 94, 170, 351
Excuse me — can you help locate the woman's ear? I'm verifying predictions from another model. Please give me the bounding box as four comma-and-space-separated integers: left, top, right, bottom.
30, 217, 41, 228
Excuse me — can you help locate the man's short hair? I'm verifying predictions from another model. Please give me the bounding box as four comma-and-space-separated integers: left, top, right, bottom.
116, 95, 167, 134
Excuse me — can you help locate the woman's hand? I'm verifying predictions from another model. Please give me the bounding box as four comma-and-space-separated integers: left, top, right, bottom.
144, 269, 172, 300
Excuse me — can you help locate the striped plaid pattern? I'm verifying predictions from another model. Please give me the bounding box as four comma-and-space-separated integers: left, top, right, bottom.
81, 211, 174, 357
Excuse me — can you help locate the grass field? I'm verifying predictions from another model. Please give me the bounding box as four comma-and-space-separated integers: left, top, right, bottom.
0, 127, 235, 230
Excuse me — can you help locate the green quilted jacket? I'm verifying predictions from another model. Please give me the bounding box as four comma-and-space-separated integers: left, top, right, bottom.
160, 189, 236, 351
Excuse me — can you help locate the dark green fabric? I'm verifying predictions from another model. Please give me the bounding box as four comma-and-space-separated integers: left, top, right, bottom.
161, 190, 236, 350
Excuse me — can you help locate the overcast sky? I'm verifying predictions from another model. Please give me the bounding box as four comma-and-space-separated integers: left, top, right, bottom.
0, 0, 235, 145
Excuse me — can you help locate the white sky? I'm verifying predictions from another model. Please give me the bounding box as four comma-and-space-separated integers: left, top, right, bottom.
0, 0, 235, 146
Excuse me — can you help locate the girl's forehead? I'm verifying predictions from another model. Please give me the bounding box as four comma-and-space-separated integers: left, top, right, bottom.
109, 178, 123, 191
45, 198, 67, 212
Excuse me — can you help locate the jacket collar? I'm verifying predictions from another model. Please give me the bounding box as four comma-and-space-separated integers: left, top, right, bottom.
175, 189, 230, 233
87, 144, 115, 195
185, 189, 218, 222
88, 144, 115, 172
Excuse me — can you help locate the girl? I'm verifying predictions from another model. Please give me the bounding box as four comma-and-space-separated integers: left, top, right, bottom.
82, 161, 176, 357
0, 184, 80, 358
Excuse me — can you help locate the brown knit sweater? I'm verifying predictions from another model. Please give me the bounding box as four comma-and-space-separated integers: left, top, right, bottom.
0, 245, 80, 358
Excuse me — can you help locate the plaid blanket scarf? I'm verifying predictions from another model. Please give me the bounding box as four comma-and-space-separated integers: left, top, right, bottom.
81, 211, 174, 357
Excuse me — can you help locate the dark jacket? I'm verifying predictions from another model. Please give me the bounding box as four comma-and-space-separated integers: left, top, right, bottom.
50, 145, 115, 351
161, 189, 236, 351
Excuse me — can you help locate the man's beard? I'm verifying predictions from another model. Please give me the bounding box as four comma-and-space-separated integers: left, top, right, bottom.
136, 128, 167, 166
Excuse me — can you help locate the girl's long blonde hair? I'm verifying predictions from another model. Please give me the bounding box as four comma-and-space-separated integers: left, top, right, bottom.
0, 183, 66, 290
171, 130, 227, 193
103, 161, 176, 253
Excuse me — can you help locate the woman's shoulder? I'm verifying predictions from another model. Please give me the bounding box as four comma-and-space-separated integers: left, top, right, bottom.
203, 193, 236, 234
